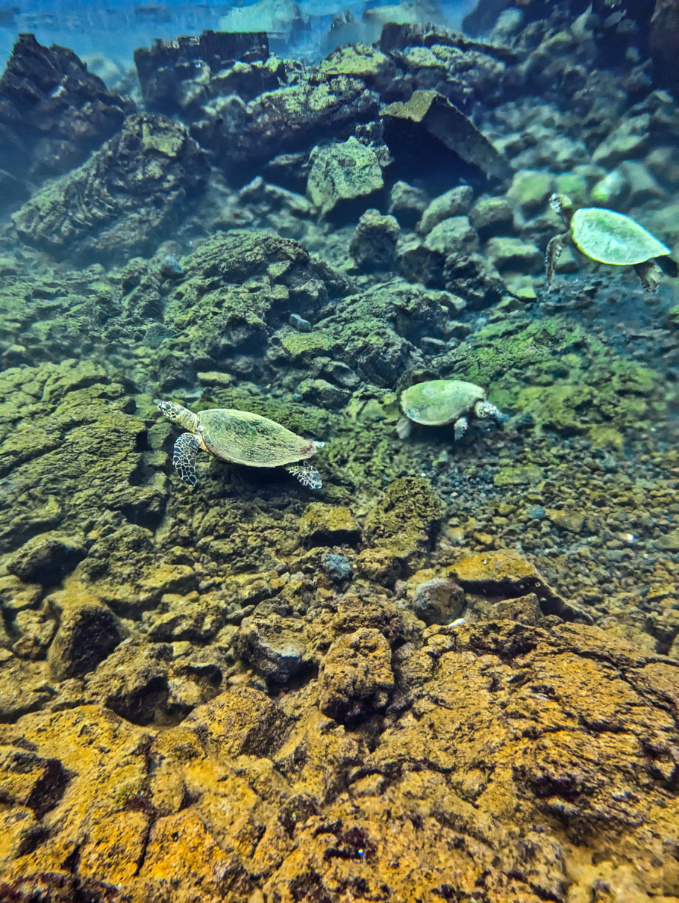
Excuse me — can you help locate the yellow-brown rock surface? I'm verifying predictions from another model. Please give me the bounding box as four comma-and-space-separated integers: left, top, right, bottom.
1, 620, 677, 902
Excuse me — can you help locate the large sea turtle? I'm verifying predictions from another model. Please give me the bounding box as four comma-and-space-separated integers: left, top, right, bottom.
158, 401, 324, 489
397, 379, 507, 441
546, 193, 674, 290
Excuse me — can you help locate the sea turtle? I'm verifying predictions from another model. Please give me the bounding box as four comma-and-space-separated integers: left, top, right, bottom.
546, 193, 674, 290
396, 378, 507, 441
158, 401, 324, 489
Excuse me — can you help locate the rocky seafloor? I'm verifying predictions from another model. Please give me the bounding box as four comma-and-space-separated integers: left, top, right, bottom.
0, 1, 678, 900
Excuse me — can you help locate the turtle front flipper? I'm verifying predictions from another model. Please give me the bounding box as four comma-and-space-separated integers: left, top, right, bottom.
286, 462, 322, 490
396, 417, 412, 440
173, 432, 201, 487
453, 416, 468, 441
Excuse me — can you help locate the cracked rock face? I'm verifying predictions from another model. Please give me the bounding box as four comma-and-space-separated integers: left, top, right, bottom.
0, 622, 676, 901
12, 113, 209, 265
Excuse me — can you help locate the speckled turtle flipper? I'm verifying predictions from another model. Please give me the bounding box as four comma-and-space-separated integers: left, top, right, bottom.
453, 416, 468, 441
286, 462, 322, 489
173, 432, 200, 487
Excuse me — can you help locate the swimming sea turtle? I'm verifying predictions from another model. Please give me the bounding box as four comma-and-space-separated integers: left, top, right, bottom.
546, 193, 674, 290
158, 401, 324, 489
397, 378, 507, 441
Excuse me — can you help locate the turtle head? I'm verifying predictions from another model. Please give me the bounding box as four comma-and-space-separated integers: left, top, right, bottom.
474, 400, 508, 423
157, 401, 200, 432
549, 192, 575, 227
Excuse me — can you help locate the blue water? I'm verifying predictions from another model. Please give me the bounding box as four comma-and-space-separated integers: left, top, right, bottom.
0, 0, 477, 72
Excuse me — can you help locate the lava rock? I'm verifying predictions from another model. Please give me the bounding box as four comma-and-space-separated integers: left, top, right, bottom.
134, 30, 270, 115
411, 577, 465, 625
7, 532, 86, 586
318, 627, 394, 722
0, 34, 134, 195
13, 113, 210, 265
47, 587, 122, 680
300, 503, 361, 546
349, 209, 400, 271
235, 613, 309, 684
381, 90, 511, 187
418, 185, 474, 235
307, 137, 384, 220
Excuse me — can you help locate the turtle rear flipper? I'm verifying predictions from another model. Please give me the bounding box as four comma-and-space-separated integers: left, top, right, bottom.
173, 432, 201, 487
286, 462, 322, 490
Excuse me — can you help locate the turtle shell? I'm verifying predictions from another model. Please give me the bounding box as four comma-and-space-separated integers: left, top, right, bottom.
198, 409, 317, 468
400, 379, 486, 426
571, 207, 670, 266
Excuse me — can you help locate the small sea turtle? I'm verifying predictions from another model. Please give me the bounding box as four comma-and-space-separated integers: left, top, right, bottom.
158, 401, 324, 489
546, 193, 674, 290
397, 379, 507, 441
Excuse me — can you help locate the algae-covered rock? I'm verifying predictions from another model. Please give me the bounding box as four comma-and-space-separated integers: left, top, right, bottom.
452, 548, 592, 622
198, 73, 379, 173
410, 577, 465, 625
299, 503, 361, 546
13, 113, 209, 264
364, 477, 443, 573
0, 360, 166, 557
349, 208, 399, 271
235, 613, 310, 684
318, 627, 394, 721
507, 169, 554, 214
7, 532, 86, 586
47, 585, 122, 680
418, 185, 474, 235
307, 137, 384, 219
381, 90, 511, 184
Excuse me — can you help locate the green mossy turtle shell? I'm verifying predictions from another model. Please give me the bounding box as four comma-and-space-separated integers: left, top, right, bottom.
200, 409, 316, 467
401, 379, 486, 426
571, 207, 671, 266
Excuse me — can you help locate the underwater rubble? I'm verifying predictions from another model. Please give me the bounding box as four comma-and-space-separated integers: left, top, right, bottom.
0, 2, 678, 901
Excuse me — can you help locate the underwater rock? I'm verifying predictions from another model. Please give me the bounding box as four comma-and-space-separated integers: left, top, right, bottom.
0, 360, 165, 558
381, 90, 512, 187
86, 639, 223, 725
134, 30, 270, 115
12, 113, 209, 265
47, 587, 122, 680
3, 620, 677, 900
469, 195, 516, 239
307, 137, 384, 220
0, 34, 134, 197
507, 169, 554, 216
443, 252, 506, 309
7, 532, 86, 586
194, 70, 379, 176
318, 627, 394, 722
349, 208, 399, 272
235, 613, 309, 684
388, 180, 429, 227
300, 503, 361, 547
452, 548, 593, 623
486, 236, 543, 274
182, 685, 288, 762
418, 185, 474, 235
364, 477, 443, 575
411, 577, 465, 625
